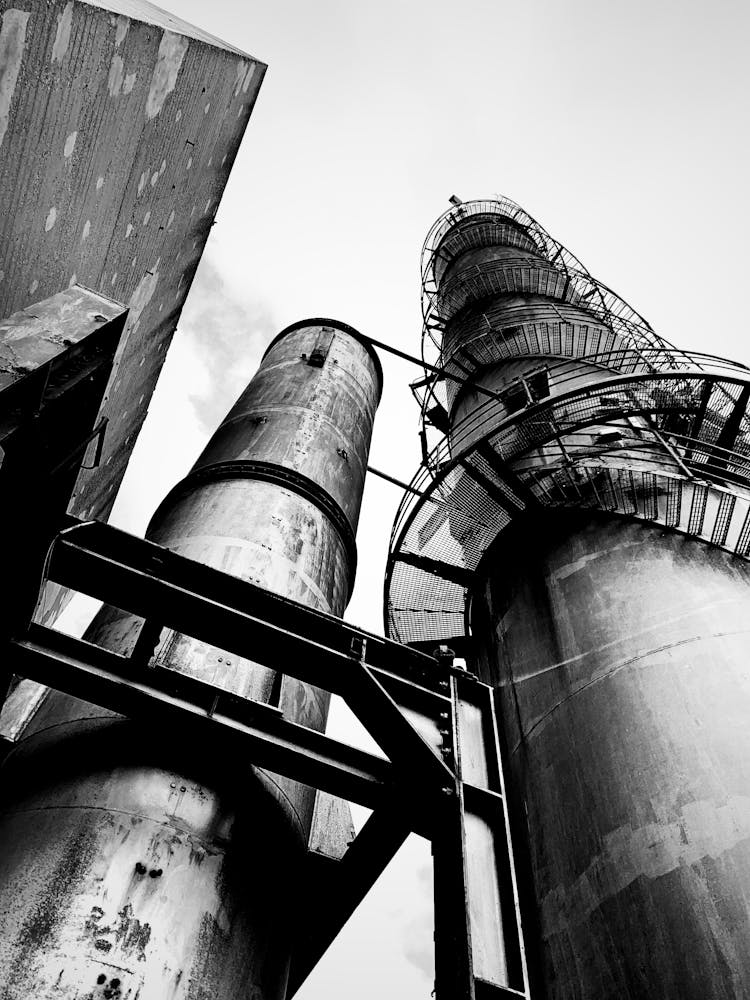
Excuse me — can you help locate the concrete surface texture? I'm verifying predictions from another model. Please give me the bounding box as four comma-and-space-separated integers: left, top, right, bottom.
0, 0, 266, 523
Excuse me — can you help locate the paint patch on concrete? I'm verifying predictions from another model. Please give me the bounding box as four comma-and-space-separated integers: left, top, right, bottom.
542, 794, 750, 937
114, 14, 129, 48
45, 207, 57, 232
143, 211, 151, 225
124, 71, 137, 95
159, 159, 166, 175
109, 265, 160, 377
242, 63, 256, 93
108, 54, 124, 96
51, 2, 73, 63
29, 279, 38, 295
167, 210, 175, 228
145, 31, 188, 120
69, 273, 77, 286
82, 220, 91, 240
137, 171, 147, 196
125, 223, 133, 238
96, 175, 104, 191
64, 130, 77, 158
233, 58, 245, 96
150, 171, 158, 187
204, 102, 210, 114
0, 9, 30, 150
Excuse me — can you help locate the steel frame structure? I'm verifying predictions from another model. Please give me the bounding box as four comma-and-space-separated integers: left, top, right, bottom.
385, 198, 750, 647
0, 516, 532, 1000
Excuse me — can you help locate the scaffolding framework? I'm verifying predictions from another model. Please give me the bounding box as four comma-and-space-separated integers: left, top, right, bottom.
385, 198, 750, 648
0, 517, 532, 999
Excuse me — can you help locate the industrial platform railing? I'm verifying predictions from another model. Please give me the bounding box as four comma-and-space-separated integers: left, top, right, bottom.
386, 361, 750, 646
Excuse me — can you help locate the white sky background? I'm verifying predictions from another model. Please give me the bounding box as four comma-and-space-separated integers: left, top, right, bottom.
68, 0, 750, 996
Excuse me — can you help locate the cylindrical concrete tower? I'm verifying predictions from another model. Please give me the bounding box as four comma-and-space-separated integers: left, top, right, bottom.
386, 199, 750, 998
0, 319, 381, 999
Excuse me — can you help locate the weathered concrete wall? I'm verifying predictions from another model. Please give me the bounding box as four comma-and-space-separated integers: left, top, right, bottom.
0, 0, 266, 520
0, 283, 126, 401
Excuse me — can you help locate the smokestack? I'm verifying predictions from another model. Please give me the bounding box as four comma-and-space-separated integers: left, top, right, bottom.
0, 319, 381, 999
387, 196, 750, 996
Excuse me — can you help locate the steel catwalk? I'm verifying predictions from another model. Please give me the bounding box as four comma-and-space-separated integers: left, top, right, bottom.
386, 198, 750, 997
0, 319, 380, 999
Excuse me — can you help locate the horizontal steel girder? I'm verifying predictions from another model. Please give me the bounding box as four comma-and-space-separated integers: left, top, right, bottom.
41, 520, 455, 802
11, 623, 396, 812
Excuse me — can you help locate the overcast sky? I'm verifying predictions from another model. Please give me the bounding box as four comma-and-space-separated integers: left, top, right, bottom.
90, 1, 750, 996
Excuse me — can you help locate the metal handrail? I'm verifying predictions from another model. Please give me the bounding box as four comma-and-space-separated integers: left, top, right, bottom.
413, 198, 712, 435
386, 197, 750, 647
390, 366, 750, 549
385, 425, 750, 643
413, 346, 750, 435
420, 199, 661, 342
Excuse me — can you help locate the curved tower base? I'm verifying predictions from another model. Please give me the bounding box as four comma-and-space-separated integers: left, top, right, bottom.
472, 513, 750, 999
0, 721, 301, 1000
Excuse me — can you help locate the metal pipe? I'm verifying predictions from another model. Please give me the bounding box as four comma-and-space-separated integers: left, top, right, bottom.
0, 318, 381, 999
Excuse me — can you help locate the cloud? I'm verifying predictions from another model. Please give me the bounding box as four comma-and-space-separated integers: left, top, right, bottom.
178, 254, 276, 435
401, 862, 434, 978
403, 931, 434, 979
109, 251, 276, 534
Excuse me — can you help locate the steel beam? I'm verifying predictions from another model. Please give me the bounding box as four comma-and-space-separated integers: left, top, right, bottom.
288, 807, 411, 996
10, 623, 395, 811
393, 549, 478, 588
49, 520, 447, 694
43, 521, 454, 805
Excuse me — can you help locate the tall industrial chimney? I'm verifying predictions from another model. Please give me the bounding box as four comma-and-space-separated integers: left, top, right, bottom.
0, 319, 381, 998
387, 198, 750, 997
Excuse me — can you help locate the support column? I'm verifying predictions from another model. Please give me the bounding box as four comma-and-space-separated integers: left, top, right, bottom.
0, 319, 381, 1000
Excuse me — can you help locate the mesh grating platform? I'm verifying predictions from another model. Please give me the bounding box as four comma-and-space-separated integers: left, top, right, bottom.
386, 197, 750, 647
